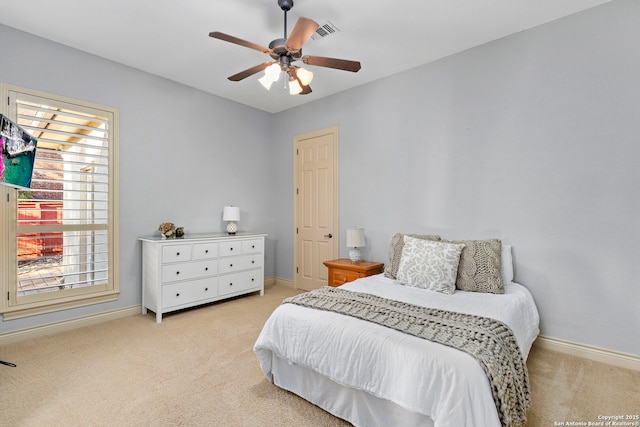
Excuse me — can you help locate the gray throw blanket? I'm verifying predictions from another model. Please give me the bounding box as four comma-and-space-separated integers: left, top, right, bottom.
284, 286, 530, 427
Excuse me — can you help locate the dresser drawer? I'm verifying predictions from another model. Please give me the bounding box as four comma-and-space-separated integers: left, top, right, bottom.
193, 242, 218, 260
162, 260, 218, 283
218, 254, 263, 274
242, 238, 263, 254
162, 245, 192, 263
162, 277, 218, 309
218, 270, 261, 296
219, 241, 242, 257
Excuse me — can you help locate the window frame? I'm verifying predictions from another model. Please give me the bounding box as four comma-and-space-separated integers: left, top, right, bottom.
0, 84, 119, 320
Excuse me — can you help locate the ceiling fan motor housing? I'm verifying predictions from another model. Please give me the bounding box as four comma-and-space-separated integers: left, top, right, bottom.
278, 0, 294, 12
268, 38, 302, 61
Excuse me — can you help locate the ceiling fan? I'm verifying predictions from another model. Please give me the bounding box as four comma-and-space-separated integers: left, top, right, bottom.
209, 0, 361, 95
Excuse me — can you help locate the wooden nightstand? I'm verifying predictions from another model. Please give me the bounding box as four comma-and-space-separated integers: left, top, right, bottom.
323, 259, 385, 287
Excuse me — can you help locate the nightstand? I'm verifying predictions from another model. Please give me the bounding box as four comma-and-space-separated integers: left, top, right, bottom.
323, 258, 384, 287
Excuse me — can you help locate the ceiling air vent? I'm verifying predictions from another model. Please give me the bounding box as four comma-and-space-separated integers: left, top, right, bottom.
311, 21, 340, 41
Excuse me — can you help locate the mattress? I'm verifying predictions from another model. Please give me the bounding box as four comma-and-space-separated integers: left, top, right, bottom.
254, 274, 539, 427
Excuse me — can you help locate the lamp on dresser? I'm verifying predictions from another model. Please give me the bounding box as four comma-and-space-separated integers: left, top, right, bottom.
346, 228, 366, 263
223, 206, 240, 235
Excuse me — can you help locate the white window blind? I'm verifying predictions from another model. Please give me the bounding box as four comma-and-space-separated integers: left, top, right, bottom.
1, 85, 119, 318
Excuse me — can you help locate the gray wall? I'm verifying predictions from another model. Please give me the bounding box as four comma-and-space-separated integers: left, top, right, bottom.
1, 0, 638, 357
0, 24, 275, 334
272, 0, 639, 356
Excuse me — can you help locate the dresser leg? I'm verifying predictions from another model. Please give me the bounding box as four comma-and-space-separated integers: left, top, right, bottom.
156, 312, 162, 323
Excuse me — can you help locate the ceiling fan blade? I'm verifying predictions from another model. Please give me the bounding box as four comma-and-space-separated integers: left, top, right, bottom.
209, 31, 272, 55
299, 83, 312, 95
302, 56, 362, 72
228, 62, 273, 82
285, 17, 319, 52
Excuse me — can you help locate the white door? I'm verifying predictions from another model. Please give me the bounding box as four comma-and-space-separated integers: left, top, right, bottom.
294, 127, 338, 291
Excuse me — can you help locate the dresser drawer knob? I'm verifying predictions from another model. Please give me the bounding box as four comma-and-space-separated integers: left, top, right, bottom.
176, 293, 180, 297
229, 282, 233, 286
251, 278, 254, 282
229, 263, 233, 267
251, 260, 255, 264
230, 247, 234, 251
205, 250, 209, 253
176, 252, 180, 256
205, 287, 208, 291
252, 245, 255, 248
176, 271, 180, 275
205, 267, 208, 271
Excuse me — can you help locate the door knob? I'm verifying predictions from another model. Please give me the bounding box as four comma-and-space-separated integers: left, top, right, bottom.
324, 233, 333, 238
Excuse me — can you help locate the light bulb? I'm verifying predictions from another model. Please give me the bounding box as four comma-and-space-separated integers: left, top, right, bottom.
289, 78, 302, 95
296, 67, 313, 86
265, 63, 281, 81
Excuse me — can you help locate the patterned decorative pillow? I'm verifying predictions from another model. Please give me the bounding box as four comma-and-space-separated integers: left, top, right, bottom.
396, 236, 465, 294
444, 239, 504, 294
384, 233, 441, 279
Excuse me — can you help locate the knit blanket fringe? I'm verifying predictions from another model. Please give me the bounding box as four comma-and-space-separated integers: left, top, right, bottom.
284, 286, 530, 427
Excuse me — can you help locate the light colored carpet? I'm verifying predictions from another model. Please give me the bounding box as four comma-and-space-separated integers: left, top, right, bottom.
0, 283, 637, 426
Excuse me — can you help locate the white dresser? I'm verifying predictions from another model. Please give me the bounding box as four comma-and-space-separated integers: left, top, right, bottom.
139, 232, 266, 323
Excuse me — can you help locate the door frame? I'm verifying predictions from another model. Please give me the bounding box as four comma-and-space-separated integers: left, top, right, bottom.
293, 126, 339, 289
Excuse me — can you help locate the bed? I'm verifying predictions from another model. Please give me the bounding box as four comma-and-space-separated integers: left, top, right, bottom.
254, 237, 540, 427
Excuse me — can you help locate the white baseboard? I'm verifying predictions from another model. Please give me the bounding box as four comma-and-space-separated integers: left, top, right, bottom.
534, 335, 639, 371
0, 306, 140, 346
269, 277, 295, 289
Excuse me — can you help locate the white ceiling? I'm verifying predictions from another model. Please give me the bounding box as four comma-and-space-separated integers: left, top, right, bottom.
0, 0, 610, 113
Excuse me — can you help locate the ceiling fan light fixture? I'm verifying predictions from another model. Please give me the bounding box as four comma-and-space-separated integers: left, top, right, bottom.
289, 77, 302, 95
296, 67, 313, 86
265, 63, 282, 81
258, 74, 274, 90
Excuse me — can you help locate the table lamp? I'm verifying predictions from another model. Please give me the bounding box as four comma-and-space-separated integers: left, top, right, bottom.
346, 228, 366, 262
223, 206, 240, 235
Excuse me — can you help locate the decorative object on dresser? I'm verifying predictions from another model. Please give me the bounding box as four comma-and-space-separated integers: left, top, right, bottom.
158, 222, 176, 238
323, 258, 384, 287
346, 227, 366, 262
223, 206, 240, 235
139, 232, 266, 323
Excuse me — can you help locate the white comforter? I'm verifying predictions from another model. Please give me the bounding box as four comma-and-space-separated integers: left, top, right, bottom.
254, 275, 539, 427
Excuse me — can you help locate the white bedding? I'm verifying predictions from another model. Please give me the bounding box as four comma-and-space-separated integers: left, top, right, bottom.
254, 274, 539, 427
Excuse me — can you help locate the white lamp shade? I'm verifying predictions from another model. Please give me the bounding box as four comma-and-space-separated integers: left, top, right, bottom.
289, 78, 302, 95
346, 228, 366, 248
265, 63, 281, 81
223, 206, 240, 221
258, 74, 274, 90
296, 67, 314, 86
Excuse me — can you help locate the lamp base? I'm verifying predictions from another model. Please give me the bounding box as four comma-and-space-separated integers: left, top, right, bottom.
226, 221, 237, 235
349, 248, 362, 263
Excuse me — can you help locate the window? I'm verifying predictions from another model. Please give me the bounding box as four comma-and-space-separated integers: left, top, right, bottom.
1, 84, 119, 319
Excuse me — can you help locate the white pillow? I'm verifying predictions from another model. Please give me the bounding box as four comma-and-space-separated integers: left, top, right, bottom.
396, 236, 465, 295
501, 244, 514, 283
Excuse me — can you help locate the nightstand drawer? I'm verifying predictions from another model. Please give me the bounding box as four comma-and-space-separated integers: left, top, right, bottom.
323, 259, 385, 287
331, 269, 360, 286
